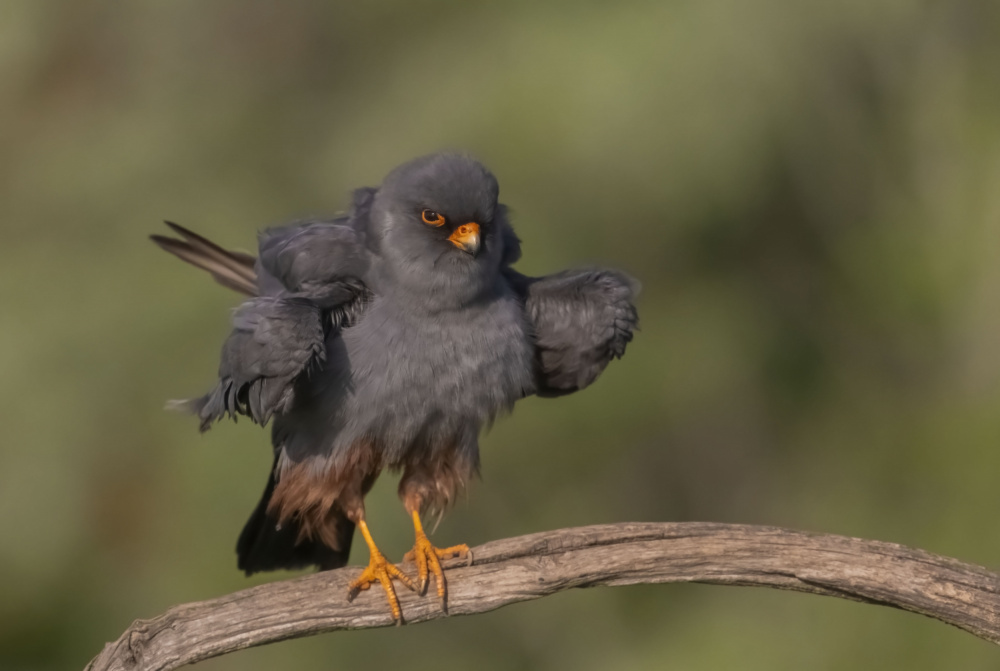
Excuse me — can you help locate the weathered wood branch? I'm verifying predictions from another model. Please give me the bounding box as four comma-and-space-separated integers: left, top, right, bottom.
86, 522, 1000, 671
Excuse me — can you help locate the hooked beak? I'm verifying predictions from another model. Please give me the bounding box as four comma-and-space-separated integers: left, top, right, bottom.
448, 222, 481, 257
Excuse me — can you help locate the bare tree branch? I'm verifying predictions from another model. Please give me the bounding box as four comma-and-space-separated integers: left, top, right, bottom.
85, 522, 1000, 671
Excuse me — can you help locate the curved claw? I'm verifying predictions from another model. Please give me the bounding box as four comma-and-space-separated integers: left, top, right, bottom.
348, 521, 416, 624
403, 532, 469, 610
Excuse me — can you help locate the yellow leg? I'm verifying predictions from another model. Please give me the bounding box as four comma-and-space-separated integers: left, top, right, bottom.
347, 520, 415, 624
402, 510, 470, 610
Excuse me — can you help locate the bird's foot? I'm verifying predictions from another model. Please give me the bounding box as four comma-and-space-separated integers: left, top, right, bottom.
403, 532, 470, 610
347, 546, 416, 624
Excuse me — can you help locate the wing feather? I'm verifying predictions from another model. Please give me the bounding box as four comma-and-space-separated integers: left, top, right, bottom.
187, 296, 328, 430
152, 216, 374, 430
507, 267, 639, 397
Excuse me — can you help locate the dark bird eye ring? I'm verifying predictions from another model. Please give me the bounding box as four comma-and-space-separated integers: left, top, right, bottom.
421, 209, 446, 227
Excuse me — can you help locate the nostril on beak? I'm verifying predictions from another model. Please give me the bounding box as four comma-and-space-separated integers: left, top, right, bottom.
448, 222, 481, 256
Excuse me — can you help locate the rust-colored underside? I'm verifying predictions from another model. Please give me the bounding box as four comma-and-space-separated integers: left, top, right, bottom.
267, 440, 478, 548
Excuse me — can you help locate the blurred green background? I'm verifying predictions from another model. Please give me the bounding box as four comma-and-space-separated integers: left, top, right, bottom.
2, 1, 1000, 669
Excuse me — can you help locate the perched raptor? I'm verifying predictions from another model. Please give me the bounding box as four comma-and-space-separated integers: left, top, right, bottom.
153, 153, 638, 622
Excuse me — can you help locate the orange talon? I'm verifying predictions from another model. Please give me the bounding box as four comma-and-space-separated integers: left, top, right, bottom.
347, 520, 415, 624
402, 510, 469, 610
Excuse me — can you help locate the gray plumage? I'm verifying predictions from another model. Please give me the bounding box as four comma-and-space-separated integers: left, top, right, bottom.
154, 153, 638, 574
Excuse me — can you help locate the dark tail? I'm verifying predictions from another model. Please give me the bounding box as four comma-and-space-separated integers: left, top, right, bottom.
151, 221, 259, 296
236, 456, 355, 574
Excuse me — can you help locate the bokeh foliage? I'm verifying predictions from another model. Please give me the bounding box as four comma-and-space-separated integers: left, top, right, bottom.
2, 1, 1000, 668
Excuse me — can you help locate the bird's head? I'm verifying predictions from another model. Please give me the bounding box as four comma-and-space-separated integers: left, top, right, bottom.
370, 153, 517, 305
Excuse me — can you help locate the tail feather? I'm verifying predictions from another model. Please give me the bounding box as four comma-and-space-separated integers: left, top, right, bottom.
151, 221, 258, 296
237, 457, 354, 574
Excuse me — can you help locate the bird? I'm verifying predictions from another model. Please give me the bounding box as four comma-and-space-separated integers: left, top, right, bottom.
152, 153, 638, 622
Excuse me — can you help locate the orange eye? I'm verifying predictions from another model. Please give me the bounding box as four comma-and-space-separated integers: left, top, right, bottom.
421, 209, 446, 227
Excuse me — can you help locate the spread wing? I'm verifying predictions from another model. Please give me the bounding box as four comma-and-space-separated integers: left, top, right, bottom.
153, 195, 374, 429
506, 267, 639, 398
186, 296, 327, 430
255, 189, 375, 303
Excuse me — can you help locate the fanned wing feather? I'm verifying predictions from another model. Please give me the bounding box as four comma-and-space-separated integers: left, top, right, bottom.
257, 223, 371, 302
187, 296, 327, 430
153, 218, 373, 430
507, 267, 639, 397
